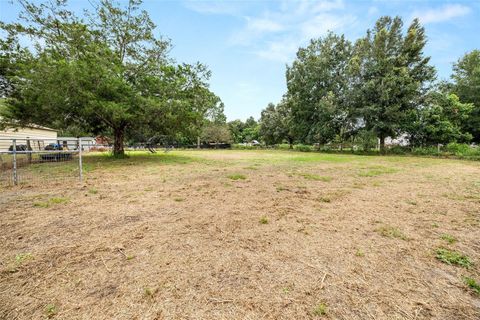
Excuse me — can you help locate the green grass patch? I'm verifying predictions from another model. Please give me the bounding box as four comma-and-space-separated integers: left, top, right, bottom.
463, 276, 480, 295
7, 253, 33, 273
227, 174, 246, 180
435, 248, 472, 268
34, 197, 69, 208
44, 304, 57, 319
440, 234, 457, 244
358, 166, 398, 177
376, 225, 407, 240
312, 302, 328, 316
317, 196, 331, 203
298, 173, 332, 182
259, 216, 269, 224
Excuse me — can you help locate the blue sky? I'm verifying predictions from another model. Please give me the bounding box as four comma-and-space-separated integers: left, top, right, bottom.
1, 0, 479, 121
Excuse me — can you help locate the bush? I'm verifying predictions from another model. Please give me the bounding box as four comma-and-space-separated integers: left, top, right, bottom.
387, 145, 409, 155
275, 144, 292, 150
355, 130, 377, 151
232, 144, 258, 150
411, 146, 440, 156
293, 144, 313, 152
445, 143, 471, 155
445, 143, 480, 157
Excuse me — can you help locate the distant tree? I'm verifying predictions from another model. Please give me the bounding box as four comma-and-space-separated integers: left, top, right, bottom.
0, 0, 219, 156
351, 17, 436, 153
259, 99, 294, 146
260, 103, 282, 145
201, 123, 231, 146
227, 117, 259, 143
286, 32, 353, 144
451, 50, 480, 142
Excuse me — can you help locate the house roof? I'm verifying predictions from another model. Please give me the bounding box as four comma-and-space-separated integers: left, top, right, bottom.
0, 117, 58, 132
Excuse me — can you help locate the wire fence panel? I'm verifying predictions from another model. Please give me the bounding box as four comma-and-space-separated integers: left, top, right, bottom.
0, 138, 84, 187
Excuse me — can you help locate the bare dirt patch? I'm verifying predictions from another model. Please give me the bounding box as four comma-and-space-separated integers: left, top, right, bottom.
1, 150, 479, 319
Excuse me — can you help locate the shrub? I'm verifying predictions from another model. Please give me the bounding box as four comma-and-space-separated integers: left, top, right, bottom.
232, 144, 258, 150
293, 144, 313, 152
275, 144, 292, 150
411, 146, 440, 156
445, 143, 471, 155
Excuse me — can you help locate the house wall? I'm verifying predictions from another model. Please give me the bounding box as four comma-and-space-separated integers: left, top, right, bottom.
0, 127, 58, 151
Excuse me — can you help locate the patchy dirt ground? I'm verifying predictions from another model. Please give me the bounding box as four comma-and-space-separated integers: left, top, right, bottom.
1, 150, 479, 320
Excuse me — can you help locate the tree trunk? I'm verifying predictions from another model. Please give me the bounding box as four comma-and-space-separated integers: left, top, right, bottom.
113, 128, 125, 157
288, 137, 293, 149
379, 135, 386, 155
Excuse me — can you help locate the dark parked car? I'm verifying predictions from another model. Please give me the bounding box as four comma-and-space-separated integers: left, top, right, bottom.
40, 143, 73, 162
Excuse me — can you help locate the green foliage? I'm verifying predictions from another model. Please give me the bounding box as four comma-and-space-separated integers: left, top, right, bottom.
407, 92, 473, 146
352, 17, 436, 152
452, 50, 480, 143
201, 123, 232, 144
293, 144, 313, 152
260, 100, 294, 146
355, 130, 378, 151
228, 117, 260, 143
463, 276, 480, 295
0, 0, 222, 156
286, 32, 354, 144
435, 248, 472, 268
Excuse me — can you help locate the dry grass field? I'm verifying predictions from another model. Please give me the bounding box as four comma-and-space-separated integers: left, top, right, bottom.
1, 150, 479, 319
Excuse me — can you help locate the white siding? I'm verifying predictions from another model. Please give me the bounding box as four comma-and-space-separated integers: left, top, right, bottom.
0, 127, 58, 151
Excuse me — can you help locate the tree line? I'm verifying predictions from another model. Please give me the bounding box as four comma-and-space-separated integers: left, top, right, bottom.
0, 0, 227, 156
258, 16, 479, 153
1, 4, 479, 155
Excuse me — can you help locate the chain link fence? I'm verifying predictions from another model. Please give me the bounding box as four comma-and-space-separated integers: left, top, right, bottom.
0, 137, 86, 187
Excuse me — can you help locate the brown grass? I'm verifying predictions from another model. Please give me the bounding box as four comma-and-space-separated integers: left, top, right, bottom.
1, 150, 479, 319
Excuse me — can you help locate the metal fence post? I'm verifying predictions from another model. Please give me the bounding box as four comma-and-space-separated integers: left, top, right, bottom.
26, 137, 32, 164
78, 138, 83, 182
12, 139, 18, 185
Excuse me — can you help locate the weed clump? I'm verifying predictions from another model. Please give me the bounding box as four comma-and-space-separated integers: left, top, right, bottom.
376, 225, 407, 240
463, 277, 480, 295
227, 174, 246, 180
312, 302, 327, 316
435, 248, 472, 268
259, 216, 269, 224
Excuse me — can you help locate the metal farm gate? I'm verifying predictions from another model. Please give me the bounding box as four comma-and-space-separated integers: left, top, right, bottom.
0, 137, 83, 187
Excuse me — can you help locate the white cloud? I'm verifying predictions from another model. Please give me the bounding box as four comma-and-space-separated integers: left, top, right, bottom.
182, 1, 245, 15
413, 4, 471, 24
228, 0, 353, 63
300, 14, 355, 40
368, 6, 379, 16
247, 17, 285, 33
255, 38, 300, 62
